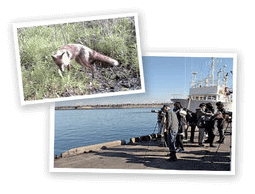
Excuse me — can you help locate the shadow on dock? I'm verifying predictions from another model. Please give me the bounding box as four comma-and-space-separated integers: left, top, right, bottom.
93, 135, 231, 171
54, 130, 232, 171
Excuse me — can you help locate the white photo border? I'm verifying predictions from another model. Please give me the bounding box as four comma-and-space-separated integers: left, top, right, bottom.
49, 52, 237, 175
13, 13, 145, 106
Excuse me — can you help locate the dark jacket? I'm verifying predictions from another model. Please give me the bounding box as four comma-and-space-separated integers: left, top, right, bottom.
217, 107, 227, 119
186, 111, 197, 126
196, 108, 213, 128
205, 109, 215, 128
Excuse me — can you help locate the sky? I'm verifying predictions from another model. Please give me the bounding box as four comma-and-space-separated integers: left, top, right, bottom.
56, 55, 234, 107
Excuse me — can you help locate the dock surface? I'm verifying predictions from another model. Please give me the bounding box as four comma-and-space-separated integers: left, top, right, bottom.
54, 129, 232, 172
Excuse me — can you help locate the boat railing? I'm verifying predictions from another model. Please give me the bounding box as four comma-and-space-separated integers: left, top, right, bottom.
171, 94, 188, 99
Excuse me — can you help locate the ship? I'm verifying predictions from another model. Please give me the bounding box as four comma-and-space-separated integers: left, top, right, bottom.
171, 57, 233, 112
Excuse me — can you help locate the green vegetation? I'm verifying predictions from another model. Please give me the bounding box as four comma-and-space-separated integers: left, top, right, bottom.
17, 17, 140, 101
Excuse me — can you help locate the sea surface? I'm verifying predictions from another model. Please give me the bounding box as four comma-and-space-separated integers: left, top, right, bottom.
54, 107, 162, 156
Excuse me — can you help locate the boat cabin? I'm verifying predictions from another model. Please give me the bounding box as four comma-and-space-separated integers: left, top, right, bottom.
189, 85, 231, 102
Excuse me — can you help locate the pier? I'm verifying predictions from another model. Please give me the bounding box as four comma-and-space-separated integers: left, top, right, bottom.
54, 127, 232, 172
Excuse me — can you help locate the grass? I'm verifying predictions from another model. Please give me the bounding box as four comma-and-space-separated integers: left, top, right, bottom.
16, 17, 140, 101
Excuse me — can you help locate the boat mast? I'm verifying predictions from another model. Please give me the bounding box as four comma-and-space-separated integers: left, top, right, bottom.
217, 68, 222, 86
191, 68, 197, 88
209, 57, 215, 86
223, 64, 228, 87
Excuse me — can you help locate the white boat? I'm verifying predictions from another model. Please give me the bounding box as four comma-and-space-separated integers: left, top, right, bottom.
171, 57, 233, 112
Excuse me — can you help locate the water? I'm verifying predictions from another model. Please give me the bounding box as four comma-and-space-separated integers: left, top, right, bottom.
54, 107, 162, 156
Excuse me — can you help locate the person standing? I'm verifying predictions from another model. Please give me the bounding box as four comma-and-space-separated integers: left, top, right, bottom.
205, 103, 216, 147
215, 101, 227, 144
196, 103, 215, 146
173, 102, 186, 152
196, 103, 207, 146
159, 106, 168, 147
162, 105, 179, 162
185, 109, 197, 143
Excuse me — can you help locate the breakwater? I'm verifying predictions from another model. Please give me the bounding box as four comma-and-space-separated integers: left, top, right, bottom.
55, 133, 160, 159
55, 103, 173, 110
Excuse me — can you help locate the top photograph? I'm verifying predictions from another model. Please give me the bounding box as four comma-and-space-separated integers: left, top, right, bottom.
13, 13, 144, 105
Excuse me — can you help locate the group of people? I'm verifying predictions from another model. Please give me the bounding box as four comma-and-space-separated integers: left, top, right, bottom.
160, 101, 229, 162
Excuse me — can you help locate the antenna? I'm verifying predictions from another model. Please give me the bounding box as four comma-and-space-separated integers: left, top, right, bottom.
217, 68, 222, 86
223, 64, 228, 87
191, 68, 197, 88
223, 64, 227, 77
206, 57, 216, 86
212, 57, 215, 86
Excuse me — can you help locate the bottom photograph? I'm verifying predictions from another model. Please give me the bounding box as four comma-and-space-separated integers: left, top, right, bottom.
50, 53, 236, 174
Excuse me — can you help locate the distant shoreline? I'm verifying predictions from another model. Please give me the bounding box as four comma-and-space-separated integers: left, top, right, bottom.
55, 103, 173, 110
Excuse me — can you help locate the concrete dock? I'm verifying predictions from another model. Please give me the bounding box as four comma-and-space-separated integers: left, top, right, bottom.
54, 129, 232, 172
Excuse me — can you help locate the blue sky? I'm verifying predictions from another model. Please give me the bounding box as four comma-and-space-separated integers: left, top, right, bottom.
56, 55, 233, 106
